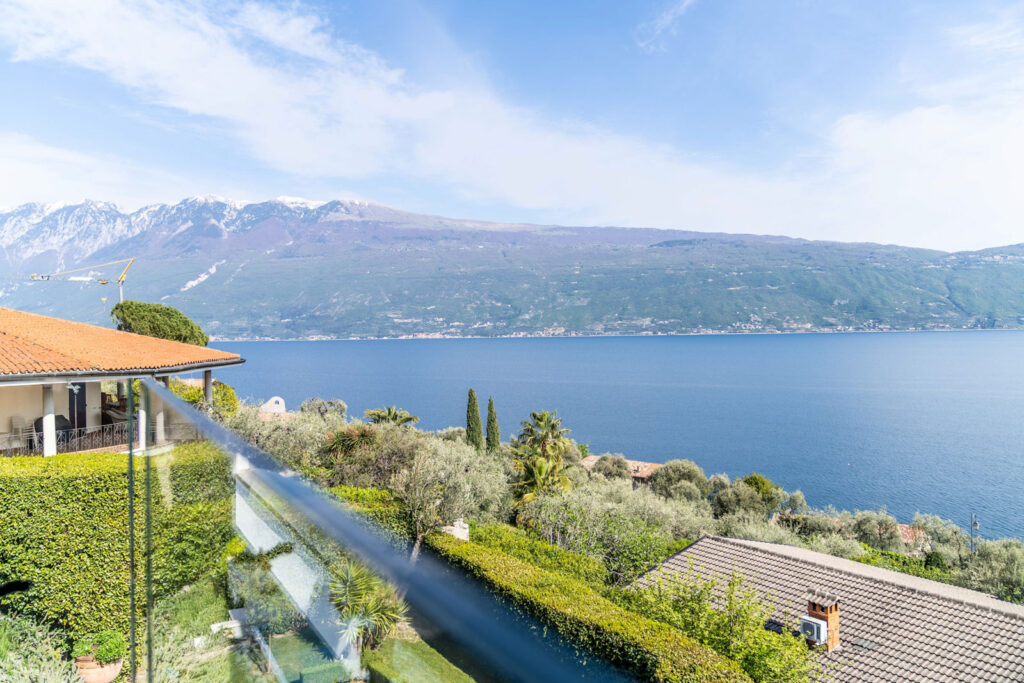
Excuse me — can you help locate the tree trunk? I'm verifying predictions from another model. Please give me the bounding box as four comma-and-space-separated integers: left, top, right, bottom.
410, 533, 425, 564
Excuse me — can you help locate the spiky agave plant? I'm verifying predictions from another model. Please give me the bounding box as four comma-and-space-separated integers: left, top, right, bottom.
322, 424, 378, 463
329, 559, 408, 651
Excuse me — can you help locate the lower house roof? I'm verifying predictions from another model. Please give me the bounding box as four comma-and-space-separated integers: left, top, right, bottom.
636, 535, 1024, 682
0, 307, 242, 380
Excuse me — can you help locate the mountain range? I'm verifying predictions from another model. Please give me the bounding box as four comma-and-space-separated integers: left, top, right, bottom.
2, 196, 1024, 340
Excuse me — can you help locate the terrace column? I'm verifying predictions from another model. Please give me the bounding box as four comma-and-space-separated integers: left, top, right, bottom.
154, 392, 166, 444
138, 398, 147, 451
41, 384, 56, 457
203, 370, 213, 405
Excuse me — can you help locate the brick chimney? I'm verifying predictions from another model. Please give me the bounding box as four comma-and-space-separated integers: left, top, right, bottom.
806, 588, 840, 652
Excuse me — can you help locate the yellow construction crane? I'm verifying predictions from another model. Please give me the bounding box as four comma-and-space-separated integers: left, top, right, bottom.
31, 257, 136, 302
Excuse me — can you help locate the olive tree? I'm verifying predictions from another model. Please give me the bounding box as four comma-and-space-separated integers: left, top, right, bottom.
592, 453, 632, 480
849, 509, 903, 552
390, 439, 510, 562
647, 459, 709, 500
962, 538, 1024, 603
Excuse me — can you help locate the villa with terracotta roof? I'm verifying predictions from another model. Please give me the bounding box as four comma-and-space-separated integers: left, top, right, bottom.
0, 306, 242, 456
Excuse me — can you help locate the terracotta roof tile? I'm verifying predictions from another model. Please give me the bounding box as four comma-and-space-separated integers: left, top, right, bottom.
637, 536, 1024, 682
0, 307, 241, 377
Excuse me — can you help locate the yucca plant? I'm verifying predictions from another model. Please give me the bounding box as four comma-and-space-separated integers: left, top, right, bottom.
329, 559, 408, 651
322, 424, 379, 463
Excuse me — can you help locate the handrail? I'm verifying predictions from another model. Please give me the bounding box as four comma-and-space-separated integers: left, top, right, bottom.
138, 378, 609, 682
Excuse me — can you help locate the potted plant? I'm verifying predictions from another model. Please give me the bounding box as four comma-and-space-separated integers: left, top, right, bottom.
71, 631, 126, 683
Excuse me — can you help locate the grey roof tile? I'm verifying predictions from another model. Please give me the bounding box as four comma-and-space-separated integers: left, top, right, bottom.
636, 536, 1024, 682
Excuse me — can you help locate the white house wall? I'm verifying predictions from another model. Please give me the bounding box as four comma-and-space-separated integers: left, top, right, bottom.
0, 384, 71, 432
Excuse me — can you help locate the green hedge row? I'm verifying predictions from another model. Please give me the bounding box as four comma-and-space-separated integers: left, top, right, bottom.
328, 486, 415, 544
427, 534, 751, 683
469, 522, 608, 586
0, 444, 233, 640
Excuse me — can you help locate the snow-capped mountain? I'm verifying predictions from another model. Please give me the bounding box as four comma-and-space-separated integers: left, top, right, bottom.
0, 200, 138, 269
3, 195, 1024, 340
0, 195, 522, 274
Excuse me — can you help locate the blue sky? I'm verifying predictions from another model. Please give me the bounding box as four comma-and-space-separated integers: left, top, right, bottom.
0, 0, 1022, 250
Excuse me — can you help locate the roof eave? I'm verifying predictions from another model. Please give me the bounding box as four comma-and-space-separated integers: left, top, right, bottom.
0, 356, 245, 385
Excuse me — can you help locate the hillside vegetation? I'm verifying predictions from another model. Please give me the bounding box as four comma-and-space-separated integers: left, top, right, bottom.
3, 198, 1024, 338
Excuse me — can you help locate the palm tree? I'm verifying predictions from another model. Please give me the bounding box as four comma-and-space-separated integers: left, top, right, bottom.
364, 405, 419, 426
515, 410, 570, 458
512, 445, 571, 506
329, 559, 408, 652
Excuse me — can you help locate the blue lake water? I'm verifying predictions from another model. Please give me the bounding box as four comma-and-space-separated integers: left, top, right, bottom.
211, 332, 1024, 540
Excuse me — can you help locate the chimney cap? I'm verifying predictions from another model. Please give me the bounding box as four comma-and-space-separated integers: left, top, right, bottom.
806, 587, 840, 608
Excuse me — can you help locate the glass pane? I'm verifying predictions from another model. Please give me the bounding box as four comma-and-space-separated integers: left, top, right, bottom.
134, 379, 630, 682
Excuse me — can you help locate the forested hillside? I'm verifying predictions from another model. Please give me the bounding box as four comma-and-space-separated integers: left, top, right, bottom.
3, 197, 1024, 339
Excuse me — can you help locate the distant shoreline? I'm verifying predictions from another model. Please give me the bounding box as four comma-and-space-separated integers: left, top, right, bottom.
209, 326, 1019, 343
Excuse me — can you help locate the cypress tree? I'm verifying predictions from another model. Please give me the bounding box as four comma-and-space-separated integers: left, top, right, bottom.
466, 388, 484, 452
486, 397, 500, 453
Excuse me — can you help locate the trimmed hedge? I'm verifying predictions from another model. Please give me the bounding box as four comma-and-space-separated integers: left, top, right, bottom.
428, 534, 751, 683
469, 523, 608, 586
0, 444, 233, 640
328, 486, 415, 544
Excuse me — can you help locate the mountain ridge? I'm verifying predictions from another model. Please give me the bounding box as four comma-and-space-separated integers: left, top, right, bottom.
2, 197, 1024, 339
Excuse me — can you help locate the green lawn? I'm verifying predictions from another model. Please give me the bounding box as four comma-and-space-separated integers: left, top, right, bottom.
270, 626, 338, 682
364, 637, 475, 683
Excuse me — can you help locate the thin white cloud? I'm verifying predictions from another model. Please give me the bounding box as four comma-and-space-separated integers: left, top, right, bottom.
0, 133, 194, 208
635, 0, 700, 53
0, 1, 1024, 250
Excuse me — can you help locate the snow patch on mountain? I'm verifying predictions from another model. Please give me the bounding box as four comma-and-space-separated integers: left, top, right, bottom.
181, 260, 226, 291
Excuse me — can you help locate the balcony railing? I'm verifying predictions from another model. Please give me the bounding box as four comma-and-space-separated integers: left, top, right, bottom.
1, 420, 138, 457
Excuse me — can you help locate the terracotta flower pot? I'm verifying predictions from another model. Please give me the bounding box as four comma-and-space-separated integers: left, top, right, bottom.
74, 655, 124, 683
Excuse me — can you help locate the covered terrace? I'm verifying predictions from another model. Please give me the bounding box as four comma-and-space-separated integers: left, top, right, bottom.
0, 307, 243, 456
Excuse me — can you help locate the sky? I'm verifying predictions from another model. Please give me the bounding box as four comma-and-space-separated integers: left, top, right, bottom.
0, 0, 1023, 251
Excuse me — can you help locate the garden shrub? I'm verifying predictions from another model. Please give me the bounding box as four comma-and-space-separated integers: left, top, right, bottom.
170, 379, 239, 419
0, 445, 233, 640
329, 486, 416, 544
427, 534, 750, 682
0, 609, 77, 682
469, 523, 608, 585
854, 545, 955, 583
616, 570, 826, 683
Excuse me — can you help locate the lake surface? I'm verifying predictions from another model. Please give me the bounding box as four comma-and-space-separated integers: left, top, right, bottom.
212, 332, 1024, 540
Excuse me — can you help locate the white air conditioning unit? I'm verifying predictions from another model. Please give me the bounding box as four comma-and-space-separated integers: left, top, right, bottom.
800, 615, 828, 645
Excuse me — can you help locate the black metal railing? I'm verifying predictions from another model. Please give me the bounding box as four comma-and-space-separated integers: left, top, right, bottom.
1, 421, 139, 457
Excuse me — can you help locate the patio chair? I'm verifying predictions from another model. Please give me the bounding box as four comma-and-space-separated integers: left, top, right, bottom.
10, 416, 33, 450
